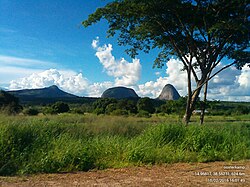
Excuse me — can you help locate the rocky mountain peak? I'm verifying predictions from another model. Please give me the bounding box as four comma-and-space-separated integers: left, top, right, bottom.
101, 86, 139, 99
157, 84, 180, 100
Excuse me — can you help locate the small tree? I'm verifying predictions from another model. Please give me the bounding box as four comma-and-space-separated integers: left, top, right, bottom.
46, 102, 70, 114
83, 0, 249, 124
23, 107, 39, 116
92, 98, 117, 115
0, 91, 22, 115
137, 97, 155, 114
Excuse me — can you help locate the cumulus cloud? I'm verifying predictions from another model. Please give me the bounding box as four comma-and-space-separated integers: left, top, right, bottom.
8, 68, 114, 97
88, 81, 114, 97
5, 37, 249, 101
9, 69, 89, 95
237, 65, 250, 88
136, 58, 187, 98
137, 58, 250, 101
92, 37, 141, 86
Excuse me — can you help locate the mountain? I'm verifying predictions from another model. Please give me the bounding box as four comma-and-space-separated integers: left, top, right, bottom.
8, 85, 77, 99
157, 84, 180, 100
0, 87, 7, 91
101, 86, 139, 99
6, 85, 94, 105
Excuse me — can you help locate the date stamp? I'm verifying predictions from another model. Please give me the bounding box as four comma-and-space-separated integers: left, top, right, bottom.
194, 164, 247, 184
207, 178, 246, 183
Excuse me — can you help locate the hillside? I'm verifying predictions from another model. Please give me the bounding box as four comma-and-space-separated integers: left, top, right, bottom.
101, 86, 139, 99
7, 85, 96, 105
157, 84, 180, 100
8, 85, 77, 98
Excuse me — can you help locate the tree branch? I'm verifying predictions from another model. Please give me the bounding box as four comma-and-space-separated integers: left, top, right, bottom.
193, 61, 236, 93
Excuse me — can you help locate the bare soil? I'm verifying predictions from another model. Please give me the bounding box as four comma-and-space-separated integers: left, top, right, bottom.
0, 161, 249, 187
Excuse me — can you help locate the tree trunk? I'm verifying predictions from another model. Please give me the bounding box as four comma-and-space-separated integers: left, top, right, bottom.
200, 81, 208, 125
183, 59, 193, 125
183, 87, 202, 125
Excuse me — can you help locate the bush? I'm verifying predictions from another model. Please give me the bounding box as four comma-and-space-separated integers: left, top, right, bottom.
45, 102, 70, 114
93, 98, 117, 115
111, 109, 128, 116
23, 108, 39, 116
137, 97, 155, 114
0, 91, 22, 115
137, 110, 151, 118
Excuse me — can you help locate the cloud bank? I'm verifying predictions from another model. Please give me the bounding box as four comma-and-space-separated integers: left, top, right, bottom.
6, 38, 250, 101
136, 59, 250, 101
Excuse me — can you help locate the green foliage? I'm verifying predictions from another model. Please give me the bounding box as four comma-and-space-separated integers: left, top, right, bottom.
137, 97, 155, 114
0, 114, 249, 175
110, 109, 128, 116
83, 0, 249, 68
45, 102, 70, 114
137, 110, 151, 118
23, 107, 39, 116
93, 98, 117, 115
52, 102, 70, 113
83, 0, 249, 124
206, 101, 250, 116
92, 98, 137, 116
0, 91, 22, 115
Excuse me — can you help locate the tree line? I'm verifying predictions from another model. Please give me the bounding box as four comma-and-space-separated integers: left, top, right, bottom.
1, 90, 249, 117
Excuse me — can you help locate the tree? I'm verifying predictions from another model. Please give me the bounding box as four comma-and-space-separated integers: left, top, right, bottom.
137, 97, 155, 114
46, 102, 70, 114
0, 91, 23, 114
92, 98, 117, 115
83, 0, 249, 124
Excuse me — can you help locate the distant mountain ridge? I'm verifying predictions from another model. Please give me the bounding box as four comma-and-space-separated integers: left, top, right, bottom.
6, 84, 180, 105
8, 85, 77, 99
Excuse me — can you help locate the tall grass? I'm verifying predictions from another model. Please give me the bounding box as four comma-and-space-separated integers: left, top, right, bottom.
0, 114, 249, 175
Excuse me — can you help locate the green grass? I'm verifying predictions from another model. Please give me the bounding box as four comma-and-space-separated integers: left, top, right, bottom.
0, 114, 249, 176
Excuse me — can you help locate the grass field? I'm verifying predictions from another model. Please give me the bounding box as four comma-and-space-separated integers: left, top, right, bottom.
0, 113, 249, 176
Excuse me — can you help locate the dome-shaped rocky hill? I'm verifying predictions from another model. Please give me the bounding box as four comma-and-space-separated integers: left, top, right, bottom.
101, 87, 139, 99
157, 84, 180, 100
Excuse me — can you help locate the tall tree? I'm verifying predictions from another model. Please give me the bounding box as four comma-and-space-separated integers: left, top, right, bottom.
83, 0, 249, 124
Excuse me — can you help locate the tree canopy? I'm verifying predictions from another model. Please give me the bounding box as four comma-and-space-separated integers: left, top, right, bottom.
0, 90, 23, 114
83, 0, 249, 124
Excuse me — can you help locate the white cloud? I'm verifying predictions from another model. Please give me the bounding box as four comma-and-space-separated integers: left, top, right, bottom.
237, 65, 250, 89
91, 36, 99, 49
9, 69, 89, 95
136, 58, 250, 101
92, 37, 141, 86
4, 38, 249, 101
136, 58, 187, 98
0, 55, 56, 68
88, 81, 114, 97
155, 72, 161, 76
7, 68, 114, 97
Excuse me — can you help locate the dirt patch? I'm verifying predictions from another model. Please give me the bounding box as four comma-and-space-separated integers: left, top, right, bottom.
0, 161, 249, 187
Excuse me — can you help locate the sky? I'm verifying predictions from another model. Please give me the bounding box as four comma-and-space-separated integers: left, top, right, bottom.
0, 0, 249, 101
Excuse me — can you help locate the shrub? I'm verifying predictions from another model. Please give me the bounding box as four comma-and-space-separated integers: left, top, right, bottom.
0, 91, 22, 115
111, 109, 128, 116
137, 110, 151, 118
45, 102, 70, 114
137, 97, 155, 114
93, 98, 117, 115
23, 108, 39, 116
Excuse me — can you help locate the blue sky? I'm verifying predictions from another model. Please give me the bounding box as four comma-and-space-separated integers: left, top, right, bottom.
0, 0, 249, 101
